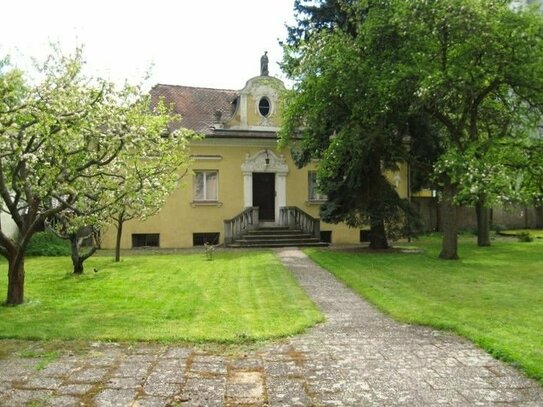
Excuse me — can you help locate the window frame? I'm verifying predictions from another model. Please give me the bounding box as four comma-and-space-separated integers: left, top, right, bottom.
131, 233, 160, 248
258, 97, 271, 117
308, 171, 327, 202
192, 232, 220, 246
193, 170, 219, 202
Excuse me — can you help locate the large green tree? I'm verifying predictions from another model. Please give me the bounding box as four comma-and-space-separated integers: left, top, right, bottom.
283, 0, 543, 258
286, 0, 358, 46
394, 0, 543, 258
524, 132, 543, 228
496, 129, 543, 229
281, 1, 425, 249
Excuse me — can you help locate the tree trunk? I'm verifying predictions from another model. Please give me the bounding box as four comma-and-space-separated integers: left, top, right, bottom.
439, 182, 459, 260
369, 216, 389, 250
69, 230, 99, 274
69, 235, 84, 274
7, 255, 25, 305
115, 214, 124, 262
73, 258, 84, 275
535, 205, 543, 230
476, 202, 491, 247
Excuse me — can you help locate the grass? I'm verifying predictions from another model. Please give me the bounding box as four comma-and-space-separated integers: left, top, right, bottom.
19, 349, 61, 371
499, 229, 543, 239
0, 251, 323, 343
305, 235, 543, 382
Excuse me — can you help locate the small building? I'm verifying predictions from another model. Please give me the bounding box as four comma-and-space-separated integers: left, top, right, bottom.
101, 57, 408, 249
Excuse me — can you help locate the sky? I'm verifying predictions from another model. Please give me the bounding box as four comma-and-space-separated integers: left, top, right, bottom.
0, 0, 297, 90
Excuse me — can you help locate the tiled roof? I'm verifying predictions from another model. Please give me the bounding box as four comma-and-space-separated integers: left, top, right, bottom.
151, 84, 239, 135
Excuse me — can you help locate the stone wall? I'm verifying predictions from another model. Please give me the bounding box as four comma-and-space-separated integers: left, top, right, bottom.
412, 197, 540, 232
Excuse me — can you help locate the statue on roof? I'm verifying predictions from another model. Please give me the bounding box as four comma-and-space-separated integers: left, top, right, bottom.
260, 51, 269, 76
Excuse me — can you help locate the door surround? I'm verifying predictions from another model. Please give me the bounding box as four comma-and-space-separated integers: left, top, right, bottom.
241, 150, 288, 223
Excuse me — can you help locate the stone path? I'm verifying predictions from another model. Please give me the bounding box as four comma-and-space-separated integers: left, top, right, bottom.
0, 248, 542, 406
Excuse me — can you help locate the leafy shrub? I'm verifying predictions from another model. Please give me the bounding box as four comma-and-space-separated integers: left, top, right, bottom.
27, 231, 71, 256
492, 224, 507, 233
459, 228, 477, 236
517, 232, 533, 243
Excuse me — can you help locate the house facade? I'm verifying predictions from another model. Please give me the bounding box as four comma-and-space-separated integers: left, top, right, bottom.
101, 65, 409, 249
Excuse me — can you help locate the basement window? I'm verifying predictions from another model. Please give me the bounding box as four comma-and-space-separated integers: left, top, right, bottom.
360, 230, 370, 243
193, 232, 220, 246
320, 231, 332, 243
132, 233, 160, 248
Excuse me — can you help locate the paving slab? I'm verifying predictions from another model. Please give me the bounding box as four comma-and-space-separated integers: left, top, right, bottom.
0, 248, 541, 406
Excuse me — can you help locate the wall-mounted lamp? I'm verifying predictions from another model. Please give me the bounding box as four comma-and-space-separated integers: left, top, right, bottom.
264, 149, 270, 165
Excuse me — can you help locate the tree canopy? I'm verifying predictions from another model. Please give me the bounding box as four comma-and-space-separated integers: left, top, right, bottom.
286, 0, 359, 47
280, 2, 422, 248
104, 95, 193, 262
0, 48, 193, 304
394, 0, 543, 257
281, 0, 543, 257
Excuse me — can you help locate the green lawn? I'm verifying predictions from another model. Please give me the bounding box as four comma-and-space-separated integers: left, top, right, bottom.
0, 251, 323, 343
306, 235, 543, 382
499, 229, 543, 239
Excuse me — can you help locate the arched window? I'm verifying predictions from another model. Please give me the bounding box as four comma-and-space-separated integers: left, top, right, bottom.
258, 97, 271, 117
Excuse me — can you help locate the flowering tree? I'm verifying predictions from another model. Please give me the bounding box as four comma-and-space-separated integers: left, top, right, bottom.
0, 49, 193, 304
104, 97, 194, 262
0, 50, 116, 303
397, 0, 543, 257
50, 92, 194, 268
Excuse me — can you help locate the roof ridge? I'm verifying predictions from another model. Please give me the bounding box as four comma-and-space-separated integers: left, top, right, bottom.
153, 83, 238, 93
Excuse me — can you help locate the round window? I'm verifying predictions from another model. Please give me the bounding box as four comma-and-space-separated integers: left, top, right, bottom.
258, 97, 271, 117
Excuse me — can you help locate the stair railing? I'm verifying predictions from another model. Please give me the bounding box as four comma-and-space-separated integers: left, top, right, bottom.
224, 207, 259, 244
279, 206, 320, 239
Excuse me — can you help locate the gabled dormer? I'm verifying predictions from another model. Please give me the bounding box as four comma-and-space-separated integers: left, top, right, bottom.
221, 75, 285, 132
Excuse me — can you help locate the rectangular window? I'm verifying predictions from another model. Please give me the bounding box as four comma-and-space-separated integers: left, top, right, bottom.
308, 171, 327, 201
132, 233, 160, 248
360, 230, 370, 243
194, 171, 218, 201
193, 232, 220, 246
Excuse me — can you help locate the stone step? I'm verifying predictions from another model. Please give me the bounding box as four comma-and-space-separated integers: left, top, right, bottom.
227, 226, 329, 248
244, 228, 303, 235
228, 241, 329, 248
234, 237, 321, 245
241, 233, 313, 240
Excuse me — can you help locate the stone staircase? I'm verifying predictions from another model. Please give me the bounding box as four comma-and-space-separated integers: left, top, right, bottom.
227, 226, 329, 248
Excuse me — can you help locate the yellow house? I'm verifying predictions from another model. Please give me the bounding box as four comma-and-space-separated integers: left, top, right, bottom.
101, 63, 408, 249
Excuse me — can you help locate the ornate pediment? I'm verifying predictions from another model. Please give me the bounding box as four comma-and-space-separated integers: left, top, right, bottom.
241, 150, 288, 175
